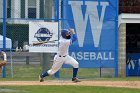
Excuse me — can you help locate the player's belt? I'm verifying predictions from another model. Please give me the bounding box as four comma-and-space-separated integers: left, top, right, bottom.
59, 55, 66, 57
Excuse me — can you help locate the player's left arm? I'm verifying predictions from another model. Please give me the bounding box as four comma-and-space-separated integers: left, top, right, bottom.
1, 51, 7, 64
70, 29, 77, 43
0, 51, 6, 72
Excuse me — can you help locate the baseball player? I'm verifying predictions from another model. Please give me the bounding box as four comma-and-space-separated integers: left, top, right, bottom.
39, 29, 80, 82
0, 50, 7, 72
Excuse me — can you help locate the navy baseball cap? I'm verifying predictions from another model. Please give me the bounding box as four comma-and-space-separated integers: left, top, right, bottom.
61, 29, 70, 39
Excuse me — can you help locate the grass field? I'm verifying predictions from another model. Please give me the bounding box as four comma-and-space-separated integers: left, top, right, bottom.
0, 65, 140, 81
1, 85, 140, 93
0, 64, 140, 93
2, 65, 102, 80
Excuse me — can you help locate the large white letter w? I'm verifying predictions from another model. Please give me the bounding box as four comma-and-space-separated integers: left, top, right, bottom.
69, 1, 109, 47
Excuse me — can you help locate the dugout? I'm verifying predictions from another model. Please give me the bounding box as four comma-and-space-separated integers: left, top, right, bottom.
118, 13, 140, 77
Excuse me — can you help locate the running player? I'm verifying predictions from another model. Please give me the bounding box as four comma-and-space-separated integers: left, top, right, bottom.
39, 29, 80, 82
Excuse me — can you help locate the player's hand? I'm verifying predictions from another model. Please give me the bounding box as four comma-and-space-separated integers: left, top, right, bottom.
70, 29, 75, 34
3, 60, 6, 64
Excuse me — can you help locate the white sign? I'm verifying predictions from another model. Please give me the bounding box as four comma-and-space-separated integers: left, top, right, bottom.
29, 22, 58, 53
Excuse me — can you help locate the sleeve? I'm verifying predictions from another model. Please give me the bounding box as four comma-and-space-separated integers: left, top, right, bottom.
3, 52, 7, 61
71, 34, 77, 43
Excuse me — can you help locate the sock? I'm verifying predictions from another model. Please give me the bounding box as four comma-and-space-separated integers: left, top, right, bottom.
41, 71, 49, 78
73, 68, 78, 78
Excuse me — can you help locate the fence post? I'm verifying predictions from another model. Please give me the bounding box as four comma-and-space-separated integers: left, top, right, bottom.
2, 0, 7, 78
42, 53, 52, 72
26, 56, 29, 65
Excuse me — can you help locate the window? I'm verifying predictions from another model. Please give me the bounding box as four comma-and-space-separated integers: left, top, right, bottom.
40, 0, 44, 18
28, 0, 36, 18
7, 0, 11, 18
21, 0, 25, 18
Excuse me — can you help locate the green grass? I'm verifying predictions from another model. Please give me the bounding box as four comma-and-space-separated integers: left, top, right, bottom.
1, 65, 101, 80
0, 64, 140, 81
1, 65, 56, 81
60, 68, 99, 78
3, 65, 42, 80
0, 86, 140, 93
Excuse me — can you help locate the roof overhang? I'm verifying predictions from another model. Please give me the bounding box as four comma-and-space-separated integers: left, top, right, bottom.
119, 13, 140, 27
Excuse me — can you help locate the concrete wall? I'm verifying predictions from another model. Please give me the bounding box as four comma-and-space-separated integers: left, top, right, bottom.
118, 23, 126, 77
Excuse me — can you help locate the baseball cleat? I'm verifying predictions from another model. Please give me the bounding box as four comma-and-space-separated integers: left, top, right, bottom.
72, 77, 81, 82
39, 75, 44, 82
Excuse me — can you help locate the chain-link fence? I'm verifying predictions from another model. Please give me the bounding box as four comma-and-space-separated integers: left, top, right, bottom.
0, 0, 57, 79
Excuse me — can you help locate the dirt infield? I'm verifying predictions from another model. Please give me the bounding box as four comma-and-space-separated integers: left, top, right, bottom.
0, 80, 140, 89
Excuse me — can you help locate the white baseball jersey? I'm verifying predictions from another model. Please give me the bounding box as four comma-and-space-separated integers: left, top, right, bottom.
47, 37, 79, 75
57, 37, 71, 56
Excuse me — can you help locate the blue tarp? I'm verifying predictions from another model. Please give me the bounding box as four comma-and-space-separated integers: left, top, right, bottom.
0, 35, 12, 49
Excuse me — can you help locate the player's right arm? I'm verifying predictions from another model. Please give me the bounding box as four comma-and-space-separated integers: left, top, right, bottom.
1, 51, 7, 63
70, 29, 77, 43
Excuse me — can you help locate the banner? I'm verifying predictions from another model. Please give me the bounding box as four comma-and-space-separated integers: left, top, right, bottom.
126, 54, 140, 76
29, 22, 58, 53
62, 0, 118, 68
